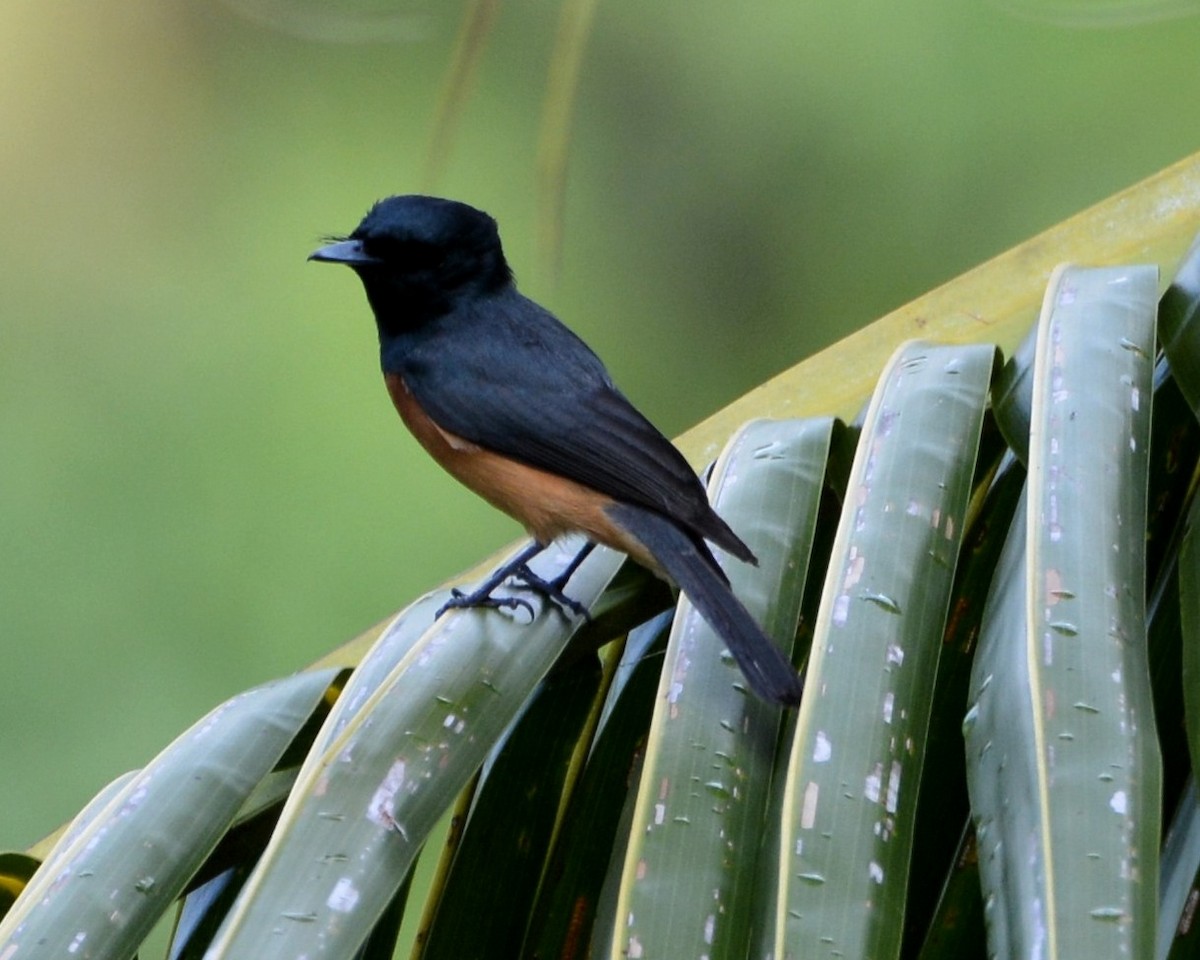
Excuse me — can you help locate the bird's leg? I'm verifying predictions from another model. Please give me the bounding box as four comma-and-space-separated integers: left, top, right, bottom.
437, 541, 596, 621
509, 541, 596, 620
438, 542, 545, 619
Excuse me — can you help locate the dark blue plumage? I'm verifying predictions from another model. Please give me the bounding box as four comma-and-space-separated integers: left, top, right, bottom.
310, 195, 803, 705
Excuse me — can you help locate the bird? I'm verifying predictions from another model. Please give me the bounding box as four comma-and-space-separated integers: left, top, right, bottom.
309, 195, 803, 706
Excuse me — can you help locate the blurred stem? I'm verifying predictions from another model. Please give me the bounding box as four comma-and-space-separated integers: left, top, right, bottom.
536, 0, 601, 291
423, 0, 502, 192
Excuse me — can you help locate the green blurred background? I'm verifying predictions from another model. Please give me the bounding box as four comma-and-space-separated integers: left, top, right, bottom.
2, 0, 1198, 849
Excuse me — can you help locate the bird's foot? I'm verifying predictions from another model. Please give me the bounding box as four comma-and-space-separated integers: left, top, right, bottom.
508, 563, 590, 620
438, 585, 535, 620
434, 541, 595, 621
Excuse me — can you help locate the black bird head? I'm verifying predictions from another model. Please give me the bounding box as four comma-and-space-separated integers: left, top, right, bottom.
310, 195, 512, 330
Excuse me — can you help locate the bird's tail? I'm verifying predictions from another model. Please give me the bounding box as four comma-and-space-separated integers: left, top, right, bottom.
605, 502, 804, 706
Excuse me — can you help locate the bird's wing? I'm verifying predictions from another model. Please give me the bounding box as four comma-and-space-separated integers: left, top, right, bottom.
395, 296, 751, 560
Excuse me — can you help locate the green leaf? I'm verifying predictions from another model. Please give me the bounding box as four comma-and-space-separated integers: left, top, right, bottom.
1179, 492, 1200, 788
0, 669, 339, 959
906, 451, 1025, 955
966, 264, 1161, 960
962, 485, 1036, 960
611, 416, 837, 960
776, 340, 996, 960
913, 825, 987, 960
417, 657, 602, 959
1159, 232, 1200, 416
522, 613, 670, 960
993, 324, 1038, 465
1160, 779, 1200, 960
204, 541, 625, 960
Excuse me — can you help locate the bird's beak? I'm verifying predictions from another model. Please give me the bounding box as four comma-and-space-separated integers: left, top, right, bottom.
308, 239, 382, 266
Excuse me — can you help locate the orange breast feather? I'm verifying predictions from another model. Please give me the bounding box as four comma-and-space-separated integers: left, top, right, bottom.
383, 372, 655, 568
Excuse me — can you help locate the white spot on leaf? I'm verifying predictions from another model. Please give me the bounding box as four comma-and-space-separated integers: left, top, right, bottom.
833, 594, 850, 626
366, 760, 407, 828
801, 782, 820, 829
886, 761, 901, 813
813, 731, 832, 762
865, 764, 883, 803
327, 877, 360, 913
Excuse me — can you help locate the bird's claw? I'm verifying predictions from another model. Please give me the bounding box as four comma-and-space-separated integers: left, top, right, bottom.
509, 564, 591, 620
437, 588, 535, 620
433, 541, 593, 623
